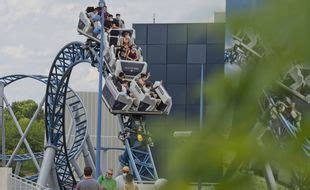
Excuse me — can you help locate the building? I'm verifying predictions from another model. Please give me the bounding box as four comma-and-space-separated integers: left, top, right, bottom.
65, 91, 123, 174
214, 12, 226, 23
133, 23, 226, 126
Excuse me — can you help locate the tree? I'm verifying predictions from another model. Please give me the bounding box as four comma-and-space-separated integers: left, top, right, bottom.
2, 99, 45, 175
152, 1, 309, 189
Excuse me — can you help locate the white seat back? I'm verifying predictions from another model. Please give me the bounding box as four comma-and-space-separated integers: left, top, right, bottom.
103, 75, 133, 111
129, 80, 156, 111
154, 82, 172, 114
78, 12, 92, 33
115, 60, 147, 80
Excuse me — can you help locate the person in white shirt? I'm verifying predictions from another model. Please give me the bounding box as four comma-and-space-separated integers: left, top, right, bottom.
115, 166, 130, 190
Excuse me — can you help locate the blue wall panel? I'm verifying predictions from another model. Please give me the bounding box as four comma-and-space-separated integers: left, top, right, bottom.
186, 105, 200, 118
186, 84, 200, 105
206, 44, 225, 63
169, 105, 186, 124
168, 24, 188, 44
147, 45, 167, 65
167, 65, 187, 84
167, 84, 187, 105
133, 24, 147, 45
187, 24, 207, 44
138, 44, 147, 62
147, 24, 167, 44
147, 65, 167, 82
186, 64, 206, 84
167, 45, 187, 64
187, 44, 207, 64
207, 23, 225, 44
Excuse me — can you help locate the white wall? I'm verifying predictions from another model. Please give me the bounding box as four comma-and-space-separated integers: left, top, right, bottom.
0, 167, 12, 190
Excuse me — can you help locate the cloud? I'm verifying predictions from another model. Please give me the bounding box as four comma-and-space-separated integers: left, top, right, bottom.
0, 45, 51, 60
0, 0, 8, 16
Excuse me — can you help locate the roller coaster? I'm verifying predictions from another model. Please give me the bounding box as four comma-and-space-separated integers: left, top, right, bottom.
0, 3, 172, 190
225, 29, 310, 188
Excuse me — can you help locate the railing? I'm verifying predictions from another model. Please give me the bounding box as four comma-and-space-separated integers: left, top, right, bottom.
136, 181, 217, 190
8, 173, 47, 190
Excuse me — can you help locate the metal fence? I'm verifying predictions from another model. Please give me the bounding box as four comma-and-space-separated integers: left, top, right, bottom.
8, 173, 47, 190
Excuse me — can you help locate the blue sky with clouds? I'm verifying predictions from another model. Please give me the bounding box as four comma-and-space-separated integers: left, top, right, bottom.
0, 0, 225, 103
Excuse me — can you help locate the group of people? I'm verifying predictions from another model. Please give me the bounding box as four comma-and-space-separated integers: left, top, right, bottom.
113, 72, 162, 103
270, 96, 302, 128
76, 166, 139, 190
82, 5, 141, 62
116, 31, 140, 61
84, 5, 125, 38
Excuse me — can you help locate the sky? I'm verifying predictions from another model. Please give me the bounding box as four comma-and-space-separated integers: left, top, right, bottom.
0, 0, 225, 103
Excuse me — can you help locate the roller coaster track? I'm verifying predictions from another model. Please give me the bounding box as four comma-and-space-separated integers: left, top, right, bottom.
43, 39, 159, 188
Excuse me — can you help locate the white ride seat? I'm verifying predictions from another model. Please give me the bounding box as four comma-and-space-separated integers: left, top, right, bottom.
115, 60, 147, 80
102, 75, 133, 111
288, 65, 305, 91
78, 12, 92, 34
129, 80, 156, 111
109, 28, 135, 47
153, 81, 172, 114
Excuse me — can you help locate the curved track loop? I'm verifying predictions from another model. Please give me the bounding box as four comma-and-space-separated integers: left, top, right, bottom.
45, 42, 98, 188
0, 75, 88, 179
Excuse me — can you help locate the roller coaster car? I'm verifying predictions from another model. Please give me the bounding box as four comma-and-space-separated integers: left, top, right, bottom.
280, 65, 310, 103
153, 81, 172, 114
77, 11, 101, 43
115, 60, 147, 80
102, 75, 134, 111
108, 28, 135, 47
129, 80, 157, 112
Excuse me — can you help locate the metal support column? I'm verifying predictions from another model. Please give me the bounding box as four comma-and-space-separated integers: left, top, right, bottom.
6, 96, 45, 168
82, 143, 96, 172
14, 161, 22, 175
0, 82, 5, 166
199, 63, 204, 130
70, 159, 84, 180
37, 145, 57, 187
96, 0, 105, 178
86, 135, 96, 164
198, 63, 204, 190
264, 163, 277, 190
3, 96, 40, 171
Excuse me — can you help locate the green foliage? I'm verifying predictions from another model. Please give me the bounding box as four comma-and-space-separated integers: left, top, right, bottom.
1, 99, 45, 175
152, 1, 310, 189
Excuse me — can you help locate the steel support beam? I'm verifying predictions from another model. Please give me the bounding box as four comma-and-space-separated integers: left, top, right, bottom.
264, 163, 277, 190
6, 96, 45, 168
37, 145, 57, 187
0, 82, 5, 166
3, 96, 40, 171
14, 161, 22, 175
70, 158, 84, 180
96, 0, 106, 179
86, 135, 96, 166
82, 143, 96, 172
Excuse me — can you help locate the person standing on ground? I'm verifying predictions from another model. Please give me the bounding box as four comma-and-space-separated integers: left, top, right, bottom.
123, 173, 139, 190
98, 169, 117, 190
115, 166, 130, 190
76, 167, 100, 190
